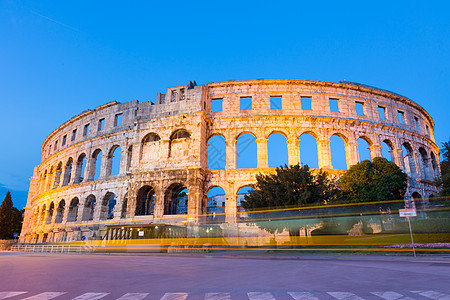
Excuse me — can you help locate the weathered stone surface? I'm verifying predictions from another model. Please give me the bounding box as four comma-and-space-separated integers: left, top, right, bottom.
20, 80, 440, 243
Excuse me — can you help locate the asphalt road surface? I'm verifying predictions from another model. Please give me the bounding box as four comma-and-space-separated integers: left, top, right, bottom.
0, 252, 449, 300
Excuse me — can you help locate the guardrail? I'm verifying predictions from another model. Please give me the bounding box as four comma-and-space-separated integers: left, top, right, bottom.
10, 244, 93, 253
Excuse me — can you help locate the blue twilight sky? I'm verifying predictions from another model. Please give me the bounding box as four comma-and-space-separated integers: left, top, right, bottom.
0, 0, 449, 209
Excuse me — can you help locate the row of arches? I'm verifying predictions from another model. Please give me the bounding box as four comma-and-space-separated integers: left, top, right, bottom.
33, 192, 120, 227
37, 128, 439, 197
32, 178, 438, 228
207, 131, 439, 180
38, 128, 192, 195
38, 145, 130, 194
33, 181, 256, 227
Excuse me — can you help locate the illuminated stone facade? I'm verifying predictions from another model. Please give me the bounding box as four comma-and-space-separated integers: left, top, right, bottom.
20, 80, 440, 243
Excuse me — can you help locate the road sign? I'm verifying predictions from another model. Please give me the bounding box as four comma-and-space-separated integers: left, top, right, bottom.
399, 208, 417, 217
81, 236, 86, 241
13, 233, 19, 238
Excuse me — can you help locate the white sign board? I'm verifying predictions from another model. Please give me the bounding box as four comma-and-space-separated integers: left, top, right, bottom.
138, 231, 144, 237
399, 208, 417, 217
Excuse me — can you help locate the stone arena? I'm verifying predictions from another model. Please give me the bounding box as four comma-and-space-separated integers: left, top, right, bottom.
20, 79, 440, 243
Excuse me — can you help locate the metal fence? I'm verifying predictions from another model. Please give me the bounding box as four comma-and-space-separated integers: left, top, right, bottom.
10, 244, 91, 253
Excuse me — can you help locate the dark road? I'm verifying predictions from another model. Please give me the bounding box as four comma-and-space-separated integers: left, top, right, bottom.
0, 252, 449, 300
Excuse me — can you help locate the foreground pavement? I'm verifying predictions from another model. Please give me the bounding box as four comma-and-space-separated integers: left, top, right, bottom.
0, 252, 449, 300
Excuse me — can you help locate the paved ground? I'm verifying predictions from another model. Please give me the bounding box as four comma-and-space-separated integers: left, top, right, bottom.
0, 252, 449, 300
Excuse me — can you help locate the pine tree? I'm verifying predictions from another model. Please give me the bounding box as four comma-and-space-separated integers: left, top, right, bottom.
0, 191, 22, 239
437, 141, 450, 196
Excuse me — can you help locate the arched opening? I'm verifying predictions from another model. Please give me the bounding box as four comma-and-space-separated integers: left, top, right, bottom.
164, 184, 188, 215
357, 137, 371, 162
412, 192, 425, 211
33, 207, 39, 227
46, 202, 54, 224
268, 133, 288, 168
47, 167, 54, 190
67, 197, 80, 222
40, 204, 46, 226
55, 200, 65, 223
92, 149, 103, 180
299, 133, 319, 168
99, 192, 116, 220
121, 193, 128, 219
126, 145, 133, 171
237, 186, 254, 218
63, 158, 73, 186
76, 153, 87, 183
207, 135, 226, 170
381, 140, 394, 162
40, 171, 47, 193
402, 143, 416, 177
330, 135, 347, 170
108, 146, 122, 176
419, 147, 432, 180
169, 129, 191, 158
82, 195, 96, 221
41, 170, 48, 192
54, 162, 63, 188
430, 152, 439, 178
143, 133, 161, 143
207, 186, 226, 221
141, 133, 161, 162
237, 133, 257, 169
136, 186, 155, 216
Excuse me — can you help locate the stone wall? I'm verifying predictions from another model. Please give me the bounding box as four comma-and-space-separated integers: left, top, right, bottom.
20, 80, 440, 243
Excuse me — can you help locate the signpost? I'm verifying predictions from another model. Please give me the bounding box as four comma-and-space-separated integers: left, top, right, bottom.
399, 208, 417, 258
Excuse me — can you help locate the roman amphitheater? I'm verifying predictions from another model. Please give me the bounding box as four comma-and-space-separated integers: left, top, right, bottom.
20, 79, 440, 243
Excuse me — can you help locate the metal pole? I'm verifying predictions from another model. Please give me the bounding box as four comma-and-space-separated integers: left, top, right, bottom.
407, 217, 416, 258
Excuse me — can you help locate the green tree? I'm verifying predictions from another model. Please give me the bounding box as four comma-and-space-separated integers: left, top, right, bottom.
338, 157, 408, 203
241, 164, 337, 238
0, 191, 23, 239
435, 141, 450, 196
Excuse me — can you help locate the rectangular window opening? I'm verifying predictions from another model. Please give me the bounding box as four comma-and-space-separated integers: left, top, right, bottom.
98, 118, 105, 131
71, 129, 77, 141
301, 97, 312, 110
270, 96, 282, 110
114, 114, 123, 127
240, 97, 252, 110
54, 141, 58, 150
329, 98, 339, 113
180, 88, 185, 100
355, 101, 364, 115
378, 106, 386, 119
414, 117, 419, 129
211, 98, 223, 113
83, 124, 90, 136
426, 125, 430, 136
62, 135, 67, 146
398, 111, 404, 124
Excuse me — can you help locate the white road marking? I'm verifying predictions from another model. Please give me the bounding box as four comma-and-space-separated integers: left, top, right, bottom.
247, 292, 276, 300
116, 293, 149, 300
288, 291, 320, 300
410, 291, 450, 300
328, 292, 365, 300
160, 293, 188, 300
0, 292, 28, 300
371, 291, 414, 300
22, 292, 66, 300
205, 293, 230, 300
72, 293, 109, 300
